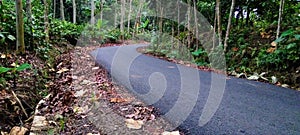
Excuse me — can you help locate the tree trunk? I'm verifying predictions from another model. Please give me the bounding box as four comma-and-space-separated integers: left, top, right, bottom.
224, 0, 235, 52
60, 0, 65, 20
216, 0, 222, 46
276, 0, 285, 39
127, 0, 132, 32
193, 0, 199, 50
245, 7, 250, 26
53, 0, 56, 18
44, 0, 50, 43
91, 0, 95, 25
114, 0, 118, 28
134, 0, 143, 36
120, 0, 125, 40
16, 0, 25, 54
26, 0, 33, 49
177, 0, 180, 49
213, 12, 217, 50
100, 0, 103, 21
72, 0, 76, 23
187, 0, 191, 49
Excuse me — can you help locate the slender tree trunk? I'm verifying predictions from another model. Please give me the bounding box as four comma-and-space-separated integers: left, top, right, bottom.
60, 0, 65, 20
213, 12, 217, 50
16, 0, 25, 54
127, 0, 132, 32
187, 0, 191, 49
26, 0, 33, 49
72, 0, 76, 23
245, 7, 250, 26
216, 0, 222, 45
134, 0, 143, 36
53, 0, 56, 18
171, 24, 175, 49
120, 0, 125, 40
224, 0, 235, 52
44, 0, 50, 43
193, 0, 199, 50
91, 0, 95, 25
276, 0, 285, 39
114, 0, 118, 28
100, 0, 103, 21
177, 0, 180, 49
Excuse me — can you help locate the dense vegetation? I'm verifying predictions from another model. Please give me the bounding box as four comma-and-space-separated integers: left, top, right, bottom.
0, 0, 299, 133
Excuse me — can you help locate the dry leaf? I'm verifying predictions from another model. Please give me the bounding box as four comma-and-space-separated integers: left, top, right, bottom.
9, 126, 28, 135
1, 54, 6, 59
56, 68, 69, 73
125, 119, 144, 129
232, 47, 239, 52
271, 41, 277, 47
110, 97, 128, 103
267, 47, 276, 53
92, 67, 99, 70
10, 62, 16, 67
162, 131, 180, 135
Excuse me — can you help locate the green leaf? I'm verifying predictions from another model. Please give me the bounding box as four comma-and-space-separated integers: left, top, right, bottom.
8, 35, 16, 41
0, 33, 4, 38
294, 34, 300, 40
280, 29, 294, 38
286, 43, 296, 49
274, 37, 284, 43
0, 67, 11, 74
16, 63, 31, 71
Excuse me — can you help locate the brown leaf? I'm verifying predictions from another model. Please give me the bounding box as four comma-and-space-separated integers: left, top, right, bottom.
110, 97, 128, 103
125, 119, 144, 129
9, 126, 28, 135
271, 41, 277, 47
56, 68, 69, 73
267, 47, 276, 53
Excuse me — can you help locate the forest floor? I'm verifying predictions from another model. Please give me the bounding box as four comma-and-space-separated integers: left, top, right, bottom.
0, 41, 181, 135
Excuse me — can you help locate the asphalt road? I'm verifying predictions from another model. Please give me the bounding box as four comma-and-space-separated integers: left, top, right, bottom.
91, 44, 300, 134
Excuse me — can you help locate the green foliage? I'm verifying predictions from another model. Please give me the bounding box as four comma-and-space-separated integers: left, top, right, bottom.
192, 48, 209, 66
50, 20, 84, 41
257, 29, 300, 71
0, 63, 31, 86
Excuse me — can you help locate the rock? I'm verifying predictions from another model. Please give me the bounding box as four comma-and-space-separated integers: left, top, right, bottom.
30, 116, 48, 131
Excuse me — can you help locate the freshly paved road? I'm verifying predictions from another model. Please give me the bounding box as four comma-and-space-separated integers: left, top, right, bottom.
91, 44, 300, 134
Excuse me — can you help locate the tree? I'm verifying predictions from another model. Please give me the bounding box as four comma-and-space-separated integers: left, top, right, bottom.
224, 0, 235, 52
91, 0, 95, 25
193, 0, 199, 50
44, 0, 50, 43
276, 0, 285, 39
53, 0, 56, 18
16, 0, 25, 54
60, 0, 65, 20
100, 0, 104, 21
120, 0, 125, 40
127, 0, 132, 32
216, 0, 222, 46
187, 0, 191, 49
26, 0, 33, 49
72, 0, 76, 23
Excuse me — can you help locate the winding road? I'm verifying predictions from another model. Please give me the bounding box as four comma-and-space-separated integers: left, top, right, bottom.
91, 44, 300, 134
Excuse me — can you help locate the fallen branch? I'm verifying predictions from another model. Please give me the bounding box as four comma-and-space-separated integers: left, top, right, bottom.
12, 90, 28, 118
